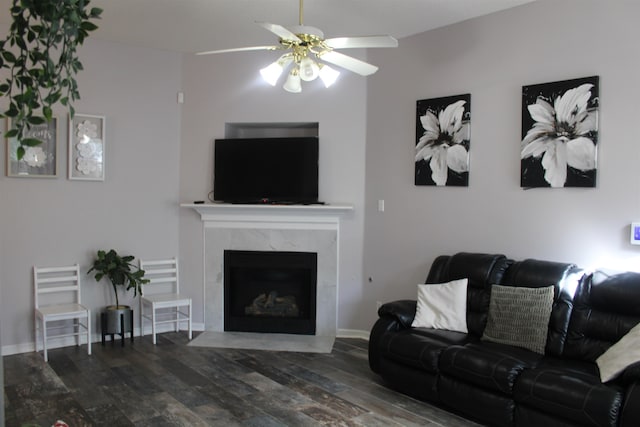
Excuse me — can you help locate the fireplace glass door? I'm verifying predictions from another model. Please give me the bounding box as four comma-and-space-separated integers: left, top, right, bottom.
224, 250, 317, 335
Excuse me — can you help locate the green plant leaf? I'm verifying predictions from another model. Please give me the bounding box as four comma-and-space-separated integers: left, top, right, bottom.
21, 138, 43, 147
80, 21, 98, 31
27, 115, 45, 125
1, 50, 16, 63
43, 106, 52, 121
17, 146, 25, 160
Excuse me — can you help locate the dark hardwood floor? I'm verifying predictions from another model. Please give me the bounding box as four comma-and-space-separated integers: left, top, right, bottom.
4, 333, 480, 426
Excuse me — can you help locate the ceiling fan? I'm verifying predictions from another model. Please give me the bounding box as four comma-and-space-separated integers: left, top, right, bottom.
196, 0, 398, 92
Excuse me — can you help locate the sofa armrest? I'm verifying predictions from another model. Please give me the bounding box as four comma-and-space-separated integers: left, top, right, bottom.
378, 300, 417, 329
621, 361, 640, 384
621, 380, 640, 426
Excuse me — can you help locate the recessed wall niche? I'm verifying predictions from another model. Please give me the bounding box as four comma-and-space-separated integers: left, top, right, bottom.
224, 122, 318, 138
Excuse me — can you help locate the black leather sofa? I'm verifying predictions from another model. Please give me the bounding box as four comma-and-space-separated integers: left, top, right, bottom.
369, 252, 640, 427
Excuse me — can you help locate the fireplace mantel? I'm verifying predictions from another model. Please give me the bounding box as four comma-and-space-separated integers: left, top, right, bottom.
182, 203, 353, 229
184, 202, 351, 336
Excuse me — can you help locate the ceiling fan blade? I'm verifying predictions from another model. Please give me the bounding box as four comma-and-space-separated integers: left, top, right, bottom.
196, 46, 279, 56
319, 51, 379, 76
257, 22, 302, 43
325, 35, 398, 49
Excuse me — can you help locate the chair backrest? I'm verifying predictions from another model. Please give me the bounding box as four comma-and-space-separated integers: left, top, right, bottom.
139, 258, 179, 295
34, 264, 82, 309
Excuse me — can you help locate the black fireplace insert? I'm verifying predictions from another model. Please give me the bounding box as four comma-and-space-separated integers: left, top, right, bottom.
224, 250, 317, 335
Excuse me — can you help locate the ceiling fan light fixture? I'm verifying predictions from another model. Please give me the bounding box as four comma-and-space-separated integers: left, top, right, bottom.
319, 64, 340, 88
196, 0, 397, 92
260, 62, 284, 86
299, 56, 320, 82
283, 67, 302, 93
260, 55, 292, 86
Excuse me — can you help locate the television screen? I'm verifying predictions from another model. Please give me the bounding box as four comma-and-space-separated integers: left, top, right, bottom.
214, 137, 319, 204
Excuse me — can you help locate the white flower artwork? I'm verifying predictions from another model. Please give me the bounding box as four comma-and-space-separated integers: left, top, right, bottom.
521, 76, 599, 188
415, 94, 471, 186
68, 114, 105, 181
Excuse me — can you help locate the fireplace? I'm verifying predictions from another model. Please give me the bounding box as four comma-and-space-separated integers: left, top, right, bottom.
224, 250, 317, 335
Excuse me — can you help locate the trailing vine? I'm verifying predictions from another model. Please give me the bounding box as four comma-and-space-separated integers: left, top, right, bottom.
0, 0, 102, 159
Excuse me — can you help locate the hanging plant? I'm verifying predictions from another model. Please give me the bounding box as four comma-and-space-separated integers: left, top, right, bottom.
0, 0, 102, 159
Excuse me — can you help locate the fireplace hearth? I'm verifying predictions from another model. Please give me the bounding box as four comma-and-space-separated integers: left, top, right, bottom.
224, 250, 317, 335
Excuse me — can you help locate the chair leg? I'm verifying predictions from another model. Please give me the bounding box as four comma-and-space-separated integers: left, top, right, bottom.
87, 313, 92, 356
43, 320, 48, 362
139, 299, 144, 338
188, 301, 192, 340
152, 306, 157, 345
34, 314, 39, 355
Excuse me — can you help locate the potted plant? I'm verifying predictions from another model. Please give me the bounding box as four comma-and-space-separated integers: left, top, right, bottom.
88, 249, 148, 338
0, 0, 102, 159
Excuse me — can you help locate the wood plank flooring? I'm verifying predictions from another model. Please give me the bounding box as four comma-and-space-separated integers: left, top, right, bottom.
3, 333, 480, 426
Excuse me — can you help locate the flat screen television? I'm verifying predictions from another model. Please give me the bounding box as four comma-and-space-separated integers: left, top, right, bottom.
213, 137, 319, 204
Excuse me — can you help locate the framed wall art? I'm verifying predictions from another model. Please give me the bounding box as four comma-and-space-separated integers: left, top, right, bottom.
521, 76, 599, 188
6, 118, 58, 178
68, 114, 105, 181
415, 94, 471, 187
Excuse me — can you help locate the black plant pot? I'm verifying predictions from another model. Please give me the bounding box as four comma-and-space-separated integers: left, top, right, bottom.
101, 305, 134, 346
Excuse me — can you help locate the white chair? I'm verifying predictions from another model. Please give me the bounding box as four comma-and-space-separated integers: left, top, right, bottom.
139, 258, 192, 344
34, 264, 91, 362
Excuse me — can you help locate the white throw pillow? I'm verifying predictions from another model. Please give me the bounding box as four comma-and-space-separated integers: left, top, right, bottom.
596, 322, 640, 382
411, 278, 468, 333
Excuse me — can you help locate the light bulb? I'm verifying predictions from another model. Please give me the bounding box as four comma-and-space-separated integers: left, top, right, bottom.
299, 57, 320, 82
319, 64, 340, 88
283, 68, 302, 93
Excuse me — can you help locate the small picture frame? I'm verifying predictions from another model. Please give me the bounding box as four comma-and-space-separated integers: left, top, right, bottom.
68, 114, 105, 181
631, 223, 640, 245
6, 117, 58, 178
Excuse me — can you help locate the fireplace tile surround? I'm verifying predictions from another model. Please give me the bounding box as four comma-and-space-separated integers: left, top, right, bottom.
184, 203, 353, 337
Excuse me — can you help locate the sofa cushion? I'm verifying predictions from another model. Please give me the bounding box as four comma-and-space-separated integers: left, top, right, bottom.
514, 358, 623, 427
411, 278, 468, 333
379, 328, 472, 373
597, 322, 640, 382
481, 284, 554, 354
425, 253, 511, 337
439, 342, 541, 394
502, 259, 583, 356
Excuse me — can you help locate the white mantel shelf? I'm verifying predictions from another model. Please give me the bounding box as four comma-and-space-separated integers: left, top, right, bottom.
181, 203, 354, 229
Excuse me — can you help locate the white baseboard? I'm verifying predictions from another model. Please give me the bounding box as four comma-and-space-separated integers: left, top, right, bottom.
2, 324, 361, 356
1, 322, 207, 356
337, 329, 369, 340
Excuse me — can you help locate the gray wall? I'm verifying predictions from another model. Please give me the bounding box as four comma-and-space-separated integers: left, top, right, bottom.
178, 49, 368, 331
363, 0, 640, 329
3, 0, 640, 355
0, 34, 182, 351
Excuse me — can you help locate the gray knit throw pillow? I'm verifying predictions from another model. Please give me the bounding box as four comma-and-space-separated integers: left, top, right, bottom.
481, 284, 554, 354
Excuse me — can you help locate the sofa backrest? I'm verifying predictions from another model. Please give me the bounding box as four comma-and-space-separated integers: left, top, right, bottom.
425, 252, 511, 337
564, 270, 640, 362
501, 259, 584, 357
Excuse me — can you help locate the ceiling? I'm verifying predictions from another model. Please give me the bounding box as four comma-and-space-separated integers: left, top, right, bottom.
0, 0, 535, 54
